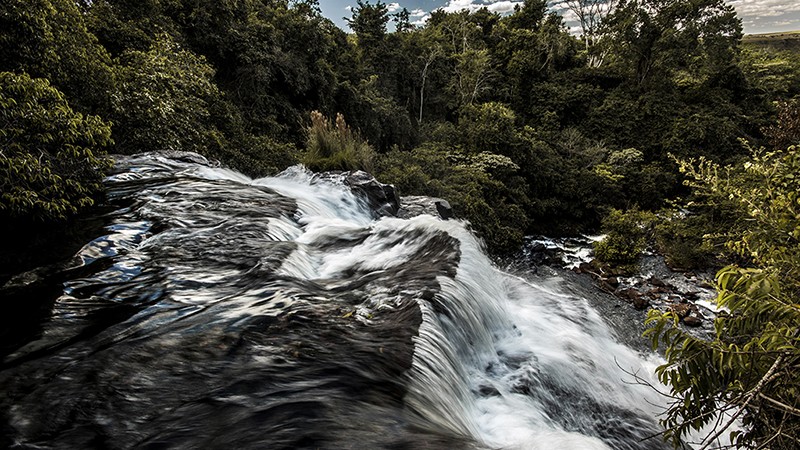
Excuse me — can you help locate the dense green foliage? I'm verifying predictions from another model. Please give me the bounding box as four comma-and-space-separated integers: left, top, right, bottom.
646, 146, 800, 449
0, 0, 784, 251
0, 72, 111, 221
593, 208, 655, 271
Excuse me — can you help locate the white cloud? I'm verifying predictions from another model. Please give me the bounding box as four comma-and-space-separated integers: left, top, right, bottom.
440, 0, 524, 14
387, 2, 401, 13
345, 5, 352, 12
413, 14, 432, 26
726, 0, 800, 33
486, 1, 521, 14
410, 8, 427, 17
726, 0, 800, 17
441, 0, 474, 13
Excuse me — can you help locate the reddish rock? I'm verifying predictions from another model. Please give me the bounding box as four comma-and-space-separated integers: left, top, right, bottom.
615, 288, 649, 310
632, 295, 650, 310
670, 303, 692, 318
683, 315, 703, 327
615, 287, 637, 300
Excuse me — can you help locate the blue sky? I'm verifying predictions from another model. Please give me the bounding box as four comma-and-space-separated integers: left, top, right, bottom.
318, 0, 800, 35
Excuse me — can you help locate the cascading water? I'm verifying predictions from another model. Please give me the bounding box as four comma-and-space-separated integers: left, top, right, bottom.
0, 152, 671, 449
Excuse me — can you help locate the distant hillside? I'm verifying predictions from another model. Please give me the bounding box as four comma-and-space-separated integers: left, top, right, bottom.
743, 31, 800, 53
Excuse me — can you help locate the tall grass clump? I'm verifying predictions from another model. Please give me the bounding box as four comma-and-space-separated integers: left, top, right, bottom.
302, 111, 375, 173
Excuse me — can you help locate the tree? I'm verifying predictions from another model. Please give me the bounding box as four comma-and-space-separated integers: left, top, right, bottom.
393, 7, 413, 33
110, 36, 225, 156
0, 72, 111, 221
555, 0, 618, 66
346, 0, 390, 64
171, 0, 341, 142
645, 146, 800, 449
602, 0, 741, 86
418, 45, 443, 123
84, 0, 182, 57
0, 0, 114, 114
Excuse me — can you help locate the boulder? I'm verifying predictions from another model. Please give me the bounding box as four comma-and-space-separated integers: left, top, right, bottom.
575, 262, 594, 275
683, 315, 703, 327
434, 199, 453, 220
397, 196, 454, 220
670, 303, 692, 318
343, 171, 400, 217
632, 295, 650, 310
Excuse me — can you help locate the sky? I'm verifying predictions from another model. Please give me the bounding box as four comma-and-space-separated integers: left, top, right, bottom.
318, 0, 800, 35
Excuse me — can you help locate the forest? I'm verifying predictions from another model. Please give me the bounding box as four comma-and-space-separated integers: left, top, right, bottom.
1, 0, 800, 447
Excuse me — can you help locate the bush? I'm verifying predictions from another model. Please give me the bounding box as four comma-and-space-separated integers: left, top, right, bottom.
654, 209, 723, 271
302, 111, 376, 173
376, 143, 529, 254
593, 209, 656, 270
646, 146, 800, 449
0, 72, 111, 221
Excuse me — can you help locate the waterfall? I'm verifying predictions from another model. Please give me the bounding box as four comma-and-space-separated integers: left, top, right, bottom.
0, 152, 670, 449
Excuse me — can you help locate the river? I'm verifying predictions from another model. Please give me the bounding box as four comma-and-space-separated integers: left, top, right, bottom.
0, 152, 671, 449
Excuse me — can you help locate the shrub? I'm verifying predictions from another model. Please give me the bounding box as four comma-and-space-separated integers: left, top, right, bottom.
593, 208, 656, 270
376, 143, 529, 254
646, 146, 800, 449
0, 72, 111, 221
302, 111, 376, 173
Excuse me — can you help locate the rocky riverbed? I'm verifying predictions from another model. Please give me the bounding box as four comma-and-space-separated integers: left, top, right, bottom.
506, 236, 721, 340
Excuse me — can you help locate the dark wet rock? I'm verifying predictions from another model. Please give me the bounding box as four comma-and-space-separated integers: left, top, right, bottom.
342, 171, 400, 217
530, 242, 547, 253
478, 384, 501, 397
615, 288, 639, 301
434, 199, 453, 220
632, 295, 650, 311
670, 303, 692, 318
575, 262, 594, 275
0, 154, 478, 450
682, 291, 700, 301
683, 315, 703, 327
614, 288, 649, 310
645, 287, 666, 297
648, 276, 667, 288
311, 170, 400, 217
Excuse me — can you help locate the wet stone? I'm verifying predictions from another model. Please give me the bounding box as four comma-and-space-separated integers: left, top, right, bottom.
683, 316, 703, 327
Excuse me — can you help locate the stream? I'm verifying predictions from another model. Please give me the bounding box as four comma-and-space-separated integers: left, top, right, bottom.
1, 152, 672, 449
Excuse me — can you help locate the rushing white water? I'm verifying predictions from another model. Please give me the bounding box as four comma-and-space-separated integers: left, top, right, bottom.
1, 154, 673, 449
253, 164, 671, 449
